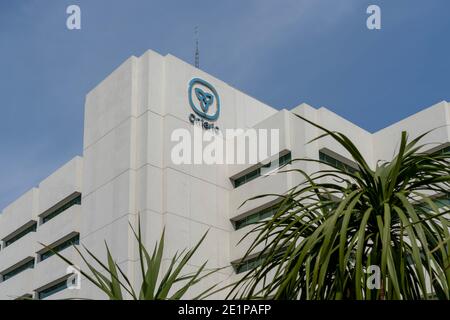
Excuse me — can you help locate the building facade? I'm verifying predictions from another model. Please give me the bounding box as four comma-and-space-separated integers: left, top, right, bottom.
0, 50, 449, 299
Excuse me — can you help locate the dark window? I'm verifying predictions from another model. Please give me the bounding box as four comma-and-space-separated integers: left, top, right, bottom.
437, 146, 450, 155
234, 255, 265, 274
39, 234, 80, 262
42, 195, 81, 224
38, 279, 69, 299
433, 193, 450, 209
2, 259, 35, 282
279, 152, 292, 166
234, 204, 280, 230
319, 151, 358, 174
232, 152, 292, 188
4, 222, 37, 248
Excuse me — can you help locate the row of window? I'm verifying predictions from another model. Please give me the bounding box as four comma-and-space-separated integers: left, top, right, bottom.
232, 152, 292, 188
234, 255, 265, 274
318, 145, 449, 174
38, 278, 70, 300
234, 204, 280, 230
232, 147, 449, 274
40, 234, 80, 262
233, 145, 447, 190
14, 278, 70, 300
4, 223, 37, 248
421, 193, 450, 210
0, 193, 82, 299
2, 259, 35, 282
231, 151, 355, 230
319, 151, 358, 174
231, 153, 291, 232
435, 196, 450, 208
42, 195, 81, 224
0, 234, 80, 284
232, 150, 356, 273
436, 146, 450, 155
0, 194, 81, 250
233, 146, 446, 230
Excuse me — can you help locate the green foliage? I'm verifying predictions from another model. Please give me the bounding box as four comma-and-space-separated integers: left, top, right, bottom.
229, 116, 450, 300
43, 217, 218, 300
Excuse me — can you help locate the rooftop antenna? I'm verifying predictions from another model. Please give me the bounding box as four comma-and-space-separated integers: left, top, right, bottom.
194, 26, 200, 69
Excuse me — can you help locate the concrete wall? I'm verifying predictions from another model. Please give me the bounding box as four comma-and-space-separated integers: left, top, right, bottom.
0, 157, 82, 299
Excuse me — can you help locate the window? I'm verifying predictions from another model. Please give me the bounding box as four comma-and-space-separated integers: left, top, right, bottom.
319, 151, 358, 174
425, 144, 449, 156
1, 259, 35, 282
232, 152, 292, 188
433, 193, 450, 209
4, 222, 37, 248
39, 234, 80, 262
436, 146, 450, 155
278, 152, 292, 166
38, 279, 69, 299
234, 255, 265, 274
42, 194, 81, 224
234, 204, 280, 230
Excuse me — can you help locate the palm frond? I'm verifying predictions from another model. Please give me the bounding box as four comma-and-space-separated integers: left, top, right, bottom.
229, 116, 450, 300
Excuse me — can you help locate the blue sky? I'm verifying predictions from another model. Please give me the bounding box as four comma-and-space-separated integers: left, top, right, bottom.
1, 0, 449, 210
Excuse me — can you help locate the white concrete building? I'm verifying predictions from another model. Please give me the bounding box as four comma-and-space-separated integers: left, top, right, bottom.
0, 49, 449, 300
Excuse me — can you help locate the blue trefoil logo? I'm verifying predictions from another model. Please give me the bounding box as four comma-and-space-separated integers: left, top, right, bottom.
188, 78, 220, 121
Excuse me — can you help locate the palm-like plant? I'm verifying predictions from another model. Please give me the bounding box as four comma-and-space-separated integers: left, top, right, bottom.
44, 218, 218, 300
229, 115, 450, 300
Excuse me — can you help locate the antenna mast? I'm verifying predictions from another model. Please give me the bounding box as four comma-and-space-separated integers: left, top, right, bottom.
195, 26, 200, 69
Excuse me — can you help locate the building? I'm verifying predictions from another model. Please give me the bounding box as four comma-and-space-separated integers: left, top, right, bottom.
0, 49, 449, 300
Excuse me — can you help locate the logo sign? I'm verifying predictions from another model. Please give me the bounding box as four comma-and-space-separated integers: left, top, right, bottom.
188, 78, 220, 122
